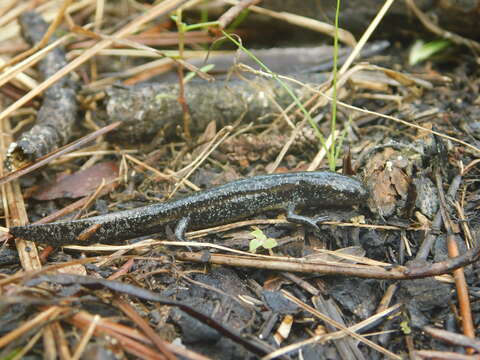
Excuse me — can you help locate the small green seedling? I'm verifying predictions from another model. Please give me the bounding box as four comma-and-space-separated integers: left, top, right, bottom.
170, 15, 219, 32
249, 228, 278, 253
409, 39, 451, 66
400, 320, 411, 335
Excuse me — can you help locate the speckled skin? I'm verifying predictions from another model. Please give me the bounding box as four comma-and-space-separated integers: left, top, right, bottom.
10, 172, 368, 246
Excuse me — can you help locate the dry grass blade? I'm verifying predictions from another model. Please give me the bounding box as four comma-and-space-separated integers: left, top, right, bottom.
63, 239, 390, 266
312, 248, 390, 267
0, 35, 69, 89
68, 24, 213, 81
219, 0, 261, 29
0, 0, 18, 18
307, 130, 340, 171
0, 0, 73, 72
51, 321, 72, 359
0, 0, 190, 125
0, 0, 34, 29
338, 0, 395, 75
377, 283, 398, 313
123, 154, 171, 182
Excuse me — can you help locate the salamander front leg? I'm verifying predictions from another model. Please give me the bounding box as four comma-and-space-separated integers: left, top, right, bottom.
174, 216, 191, 242
286, 203, 328, 231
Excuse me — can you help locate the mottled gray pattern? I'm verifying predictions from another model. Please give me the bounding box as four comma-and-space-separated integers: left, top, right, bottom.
10, 172, 367, 246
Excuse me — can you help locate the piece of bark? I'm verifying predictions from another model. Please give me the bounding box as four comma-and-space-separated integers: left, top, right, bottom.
103, 73, 328, 144
103, 41, 390, 143
7, 12, 78, 168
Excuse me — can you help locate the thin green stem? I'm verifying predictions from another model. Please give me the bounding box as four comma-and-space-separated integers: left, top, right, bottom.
222, 31, 329, 160
330, 0, 341, 171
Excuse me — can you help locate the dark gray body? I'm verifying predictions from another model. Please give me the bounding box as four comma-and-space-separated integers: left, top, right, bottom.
10, 171, 368, 246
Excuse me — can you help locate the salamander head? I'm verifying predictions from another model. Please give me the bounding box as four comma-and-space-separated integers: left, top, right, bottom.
304, 172, 369, 207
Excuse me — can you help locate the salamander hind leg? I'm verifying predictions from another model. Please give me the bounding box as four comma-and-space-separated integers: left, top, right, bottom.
286, 203, 328, 231
174, 216, 191, 242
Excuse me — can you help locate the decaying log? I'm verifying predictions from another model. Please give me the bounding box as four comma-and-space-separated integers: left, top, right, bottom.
103, 40, 392, 143
7, 12, 78, 168
103, 73, 328, 144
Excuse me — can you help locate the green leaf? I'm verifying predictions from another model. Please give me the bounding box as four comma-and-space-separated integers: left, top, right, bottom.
249, 238, 263, 253
250, 228, 267, 241
409, 39, 451, 66
400, 320, 411, 335
263, 237, 278, 249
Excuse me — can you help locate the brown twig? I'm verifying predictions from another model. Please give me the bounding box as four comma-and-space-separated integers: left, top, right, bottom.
424, 326, 480, 352
416, 174, 462, 260
107, 258, 135, 280
376, 283, 398, 313
405, 0, 480, 53
176, 241, 480, 280
435, 170, 475, 343
218, 0, 262, 29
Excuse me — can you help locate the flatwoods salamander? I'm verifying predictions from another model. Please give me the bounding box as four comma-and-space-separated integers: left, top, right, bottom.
10, 171, 368, 246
